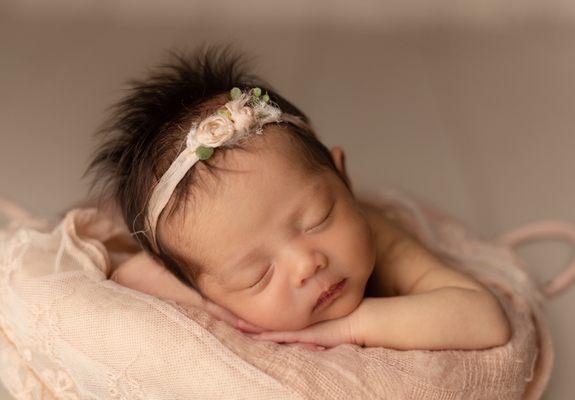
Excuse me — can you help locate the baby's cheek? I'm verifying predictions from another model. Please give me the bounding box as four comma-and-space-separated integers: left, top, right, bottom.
331, 213, 376, 268
241, 299, 310, 331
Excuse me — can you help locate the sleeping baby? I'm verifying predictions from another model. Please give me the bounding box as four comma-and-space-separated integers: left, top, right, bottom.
88, 44, 511, 352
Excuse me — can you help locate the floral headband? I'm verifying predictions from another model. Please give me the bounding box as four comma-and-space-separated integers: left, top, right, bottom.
145, 87, 305, 251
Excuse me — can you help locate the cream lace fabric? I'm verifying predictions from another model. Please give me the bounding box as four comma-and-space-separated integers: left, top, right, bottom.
0, 187, 566, 399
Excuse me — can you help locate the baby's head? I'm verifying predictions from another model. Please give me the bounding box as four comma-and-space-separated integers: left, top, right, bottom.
86, 44, 377, 330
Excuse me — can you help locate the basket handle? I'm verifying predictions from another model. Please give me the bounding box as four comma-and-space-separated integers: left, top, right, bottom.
497, 220, 575, 300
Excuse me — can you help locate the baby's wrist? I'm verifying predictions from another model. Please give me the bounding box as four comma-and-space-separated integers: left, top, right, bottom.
352, 297, 380, 347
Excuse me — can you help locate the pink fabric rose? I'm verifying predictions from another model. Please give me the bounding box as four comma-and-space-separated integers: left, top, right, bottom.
193, 114, 235, 147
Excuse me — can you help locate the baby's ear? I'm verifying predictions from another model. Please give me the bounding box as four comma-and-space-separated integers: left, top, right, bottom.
330, 146, 353, 191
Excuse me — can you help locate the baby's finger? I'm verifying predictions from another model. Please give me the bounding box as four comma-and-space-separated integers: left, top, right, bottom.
202, 301, 247, 329
286, 343, 326, 352
202, 300, 231, 319
249, 331, 299, 343
298, 342, 327, 352
235, 319, 266, 333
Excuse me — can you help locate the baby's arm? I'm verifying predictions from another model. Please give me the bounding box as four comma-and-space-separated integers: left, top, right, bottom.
358, 287, 511, 350
357, 218, 512, 350
111, 251, 201, 304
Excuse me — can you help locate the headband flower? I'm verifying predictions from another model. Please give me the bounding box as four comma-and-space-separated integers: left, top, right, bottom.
190, 87, 270, 160
225, 100, 255, 134
192, 114, 235, 147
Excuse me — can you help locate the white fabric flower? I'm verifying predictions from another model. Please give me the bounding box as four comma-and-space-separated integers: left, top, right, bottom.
225, 101, 255, 134
251, 100, 282, 126
194, 114, 235, 147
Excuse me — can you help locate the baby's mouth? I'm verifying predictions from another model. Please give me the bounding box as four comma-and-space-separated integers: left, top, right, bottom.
313, 279, 346, 311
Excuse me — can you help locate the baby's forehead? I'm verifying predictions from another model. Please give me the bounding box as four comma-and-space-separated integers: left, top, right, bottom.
195, 128, 316, 195
196, 153, 330, 228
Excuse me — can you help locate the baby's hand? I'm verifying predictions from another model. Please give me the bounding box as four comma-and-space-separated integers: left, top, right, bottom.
201, 298, 266, 334
247, 300, 368, 349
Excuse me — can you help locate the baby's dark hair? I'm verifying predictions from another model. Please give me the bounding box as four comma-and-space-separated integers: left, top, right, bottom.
84, 43, 350, 294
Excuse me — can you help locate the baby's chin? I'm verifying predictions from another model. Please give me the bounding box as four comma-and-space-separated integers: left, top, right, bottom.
312, 294, 362, 325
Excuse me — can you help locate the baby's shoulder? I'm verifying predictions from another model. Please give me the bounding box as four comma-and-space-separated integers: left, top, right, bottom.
367, 214, 486, 296
388, 236, 487, 295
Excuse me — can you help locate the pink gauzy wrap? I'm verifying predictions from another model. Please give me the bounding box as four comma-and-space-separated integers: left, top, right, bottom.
0, 187, 574, 399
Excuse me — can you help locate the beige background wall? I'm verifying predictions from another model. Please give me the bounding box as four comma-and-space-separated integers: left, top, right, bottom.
1, 1, 574, 399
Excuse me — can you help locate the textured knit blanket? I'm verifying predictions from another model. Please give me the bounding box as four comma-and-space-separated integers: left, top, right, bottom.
1, 187, 573, 399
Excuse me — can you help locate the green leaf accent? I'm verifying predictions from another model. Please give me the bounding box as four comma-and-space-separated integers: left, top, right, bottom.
196, 146, 214, 160
230, 87, 242, 100
252, 87, 262, 97
217, 108, 232, 119
262, 93, 270, 103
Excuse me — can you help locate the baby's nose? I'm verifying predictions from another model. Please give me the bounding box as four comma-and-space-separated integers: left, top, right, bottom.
294, 254, 328, 287
297, 263, 325, 287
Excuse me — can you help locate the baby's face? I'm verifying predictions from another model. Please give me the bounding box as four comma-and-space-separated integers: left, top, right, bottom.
166, 130, 377, 330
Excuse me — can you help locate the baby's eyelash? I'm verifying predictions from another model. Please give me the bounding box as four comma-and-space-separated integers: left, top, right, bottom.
306, 201, 335, 233
249, 265, 272, 288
